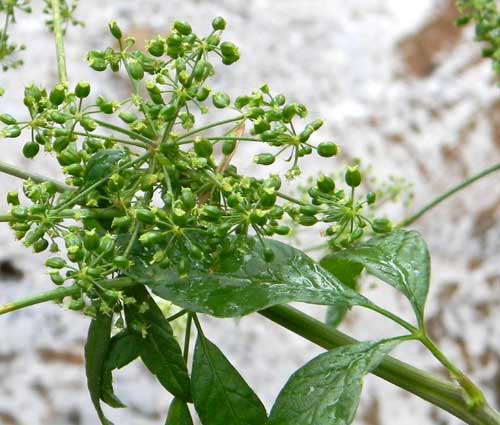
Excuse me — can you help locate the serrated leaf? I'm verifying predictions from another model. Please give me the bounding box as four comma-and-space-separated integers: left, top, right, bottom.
85, 313, 114, 425
124, 286, 191, 401
166, 398, 194, 425
320, 257, 363, 328
333, 230, 430, 322
268, 339, 400, 425
101, 329, 142, 408
127, 237, 372, 318
192, 335, 267, 425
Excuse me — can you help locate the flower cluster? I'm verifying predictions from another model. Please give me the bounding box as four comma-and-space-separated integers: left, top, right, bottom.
0, 17, 392, 315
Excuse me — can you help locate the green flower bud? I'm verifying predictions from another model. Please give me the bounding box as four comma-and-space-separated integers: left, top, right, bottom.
24, 226, 45, 246
33, 238, 49, 253
282, 103, 307, 122
45, 257, 67, 269
222, 139, 237, 155
50, 272, 65, 285
0, 113, 17, 125
147, 37, 165, 57
372, 217, 392, 233
212, 16, 226, 31
300, 205, 319, 216
7, 191, 19, 205
317, 142, 338, 157
260, 188, 277, 208
274, 225, 290, 235
75, 81, 91, 98
345, 166, 362, 188
99, 235, 115, 253
3, 125, 21, 138
49, 84, 66, 106
128, 59, 144, 80
108, 20, 122, 39
212, 92, 230, 108
118, 111, 138, 123
181, 188, 196, 210
139, 231, 163, 246
50, 111, 71, 124
113, 255, 130, 269
298, 215, 317, 226
160, 104, 177, 120
136, 208, 156, 224
194, 138, 213, 157
173, 20, 192, 35
234, 95, 250, 109
69, 298, 86, 311
111, 215, 132, 231
254, 153, 275, 165
220, 41, 239, 57
250, 210, 267, 226
366, 192, 376, 204
196, 86, 211, 102
203, 205, 222, 221
11, 205, 29, 220
80, 118, 97, 132
317, 175, 335, 193
22, 142, 40, 159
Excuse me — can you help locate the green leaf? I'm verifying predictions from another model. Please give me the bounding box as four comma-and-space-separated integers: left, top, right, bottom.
268, 339, 400, 425
333, 230, 430, 321
166, 398, 194, 425
84, 149, 127, 185
127, 237, 372, 318
320, 257, 363, 328
85, 313, 114, 425
101, 329, 142, 408
124, 286, 191, 402
192, 335, 267, 425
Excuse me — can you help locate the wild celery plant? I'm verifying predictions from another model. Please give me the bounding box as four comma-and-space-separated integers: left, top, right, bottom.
0, 1, 500, 425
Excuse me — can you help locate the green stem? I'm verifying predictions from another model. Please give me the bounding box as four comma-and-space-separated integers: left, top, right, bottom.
0, 160, 72, 192
179, 136, 261, 145
51, 0, 68, 84
183, 314, 192, 363
400, 162, 500, 227
72, 131, 150, 149
276, 191, 307, 206
177, 116, 245, 141
367, 304, 419, 334
419, 333, 487, 410
0, 277, 136, 316
260, 305, 500, 425
0, 207, 121, 223
93, 120, 154, 145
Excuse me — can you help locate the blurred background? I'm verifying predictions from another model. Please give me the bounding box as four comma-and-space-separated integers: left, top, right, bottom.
0, 0, 499, 424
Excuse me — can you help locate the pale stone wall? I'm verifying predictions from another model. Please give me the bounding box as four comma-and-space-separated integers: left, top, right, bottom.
0, 1, 499, 424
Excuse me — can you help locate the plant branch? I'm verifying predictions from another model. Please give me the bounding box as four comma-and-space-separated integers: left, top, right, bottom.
0, 160, 73, 192
0, 277, 136, 316
51, 0, 68, 84
400, 162, 500, 227
260, 305, 500, 425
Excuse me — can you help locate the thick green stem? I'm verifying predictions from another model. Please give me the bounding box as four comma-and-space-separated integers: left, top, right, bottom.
51, 0, 68, 84
0, 160, 72, 192
400, 162, 500, 227
260, 305, 500, 425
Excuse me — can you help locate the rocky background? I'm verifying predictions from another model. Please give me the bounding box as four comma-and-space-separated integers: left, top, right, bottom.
1, 0, 499, 424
